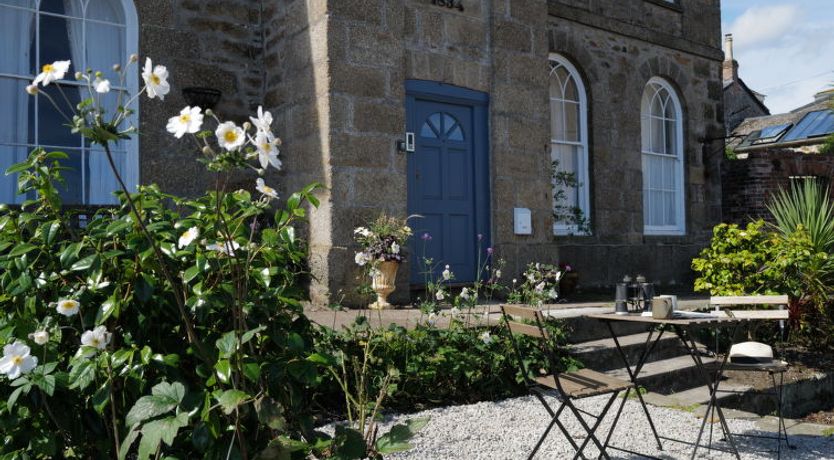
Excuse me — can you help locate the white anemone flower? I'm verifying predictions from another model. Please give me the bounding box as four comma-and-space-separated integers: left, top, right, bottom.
534, 281, 546, 293
206, 240, 241, 256
0, 341, 37, 379
450, 307, 461, 316
141, 57, 170, 100
215, 121, 245, 151
495, 269, 502, 279
178, 227, 200, 249
480, 331, 492, 344
442, 265, 451, 281
554, 270, 563, 282
253, 131, 282, 170
167, 106, 203, 138
56, 299, 80, 317
256, 178, 279, 200
426, 312, 438, 326
80, 326, 112, 358
250, 106, 273, 133
548, 289, 559, 300
460, 287, 471, 300
354, 252, 371, 267
29, 330, 49, 345
94, 77, 111, 94
32, 60, 70, 86
390, 242, 400, 254
435, 289, 445, 301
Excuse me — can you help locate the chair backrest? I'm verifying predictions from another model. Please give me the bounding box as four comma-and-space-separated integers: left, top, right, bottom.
709, 295, 789, 320
500, 305, 562, 390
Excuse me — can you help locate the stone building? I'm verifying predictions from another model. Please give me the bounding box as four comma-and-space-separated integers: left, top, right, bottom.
721, 34, 769, 135
0, 0, 727, 305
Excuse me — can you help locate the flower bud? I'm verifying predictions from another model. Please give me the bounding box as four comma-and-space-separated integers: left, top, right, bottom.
74, 71, 83, 80
129, 54, 139, 63
256, 168, 265, 176
30, 330, 49, 345
274, 137, 283, 147
242, 121, 251, 131
95, 71, 103, 78
112, 63, 122, 72
202, 146, 213, 155
25, 84, 38, 95
205, 109, 214, 117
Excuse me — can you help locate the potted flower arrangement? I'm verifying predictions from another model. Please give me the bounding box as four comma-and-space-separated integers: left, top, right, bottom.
354, 214, 412, 309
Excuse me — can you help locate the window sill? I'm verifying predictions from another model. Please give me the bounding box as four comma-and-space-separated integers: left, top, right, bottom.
643, 228, 686, 237
553, 225, 591, 237
644, 0, 683, 13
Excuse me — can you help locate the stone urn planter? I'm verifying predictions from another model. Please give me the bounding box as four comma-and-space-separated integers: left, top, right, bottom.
369, 260, 399, 309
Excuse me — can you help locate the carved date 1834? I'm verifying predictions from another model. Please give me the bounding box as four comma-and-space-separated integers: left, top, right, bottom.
431, 0, 464, 12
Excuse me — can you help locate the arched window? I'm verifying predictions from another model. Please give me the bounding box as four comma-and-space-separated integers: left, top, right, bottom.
641, 77, 685, 235
549, 54, 590, 235
0, 0, 139, 205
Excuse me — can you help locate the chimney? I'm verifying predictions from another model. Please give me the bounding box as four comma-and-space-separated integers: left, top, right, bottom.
722, 33, 739, 82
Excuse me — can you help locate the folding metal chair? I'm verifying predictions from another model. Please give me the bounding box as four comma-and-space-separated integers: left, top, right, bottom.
709, 295, 796, 459
501, 305, 634, 460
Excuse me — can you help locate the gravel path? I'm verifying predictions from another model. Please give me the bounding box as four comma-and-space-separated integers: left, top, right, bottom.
370, 393, 834, 459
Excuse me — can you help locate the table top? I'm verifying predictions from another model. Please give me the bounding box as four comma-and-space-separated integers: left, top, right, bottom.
585, 312, 751, 326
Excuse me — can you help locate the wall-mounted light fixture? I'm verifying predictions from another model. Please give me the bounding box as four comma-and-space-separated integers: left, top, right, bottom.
181, 87, 222, 110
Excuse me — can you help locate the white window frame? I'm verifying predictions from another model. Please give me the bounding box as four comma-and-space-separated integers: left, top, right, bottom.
0, 0, 139, 204
641, 76, 685, 236
549, 53, 590, 236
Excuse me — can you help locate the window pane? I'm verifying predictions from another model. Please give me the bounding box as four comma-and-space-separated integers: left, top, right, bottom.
665, 119, 677, 156
564, 101, 580, 142
87, 0, 125, 23
38, 83, 83, 147
0, 5, 36, 75
550, 66, 568, 99
651, 116, 663, 154
0, 78, 35, 144
87, 21, 125, 82
54, 148, 84, 204
550, 99, 566, 140
39, 14, 81, 74
87, 147, 123, 204
563, 76, 578, 102
39, 0, 71, 15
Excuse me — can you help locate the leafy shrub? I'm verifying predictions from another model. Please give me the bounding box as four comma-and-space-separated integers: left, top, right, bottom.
313, 316, 579, 414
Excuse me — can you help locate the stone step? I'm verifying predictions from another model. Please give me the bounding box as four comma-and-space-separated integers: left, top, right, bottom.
570, 331, 684, 371
606, 354, 715, 394
663, 382, 754, 407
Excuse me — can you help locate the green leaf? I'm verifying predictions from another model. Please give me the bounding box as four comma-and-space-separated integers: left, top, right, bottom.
307, 352, 337, 367
8, 244, 37, 258
125, 381, 185, 427
215, 331, 237, 358
7, 385, 25, 410
59, 242, 82, 267
70, 254, 98, 272
96, 296, 119, 324
137, 412, 189, 460
182, 265, 200, 283
332, 425, 366, 460
216, 389, 248, 415
119, 426, 141, 460
44, 221, 61, 245
255, 396, 286, 430
214, 359, 231, 384
375, 417, 429, 454
68, 359, 96, 390
93, 383, 110, 414
241, 325, 266, 345
32, 374, 56, 396
135, 274, 155, 303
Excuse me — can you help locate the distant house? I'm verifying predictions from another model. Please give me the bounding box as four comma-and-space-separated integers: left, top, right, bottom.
721, 34, 769, 135
722, 85, 834, 224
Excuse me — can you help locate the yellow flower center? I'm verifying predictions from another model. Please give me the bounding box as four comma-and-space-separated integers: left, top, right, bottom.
263, 185, 275, 195
261, 143, 271, 151
150, 74, 161, 85
12, 356, 22, 366
180, 114, 191, 123
224, 131, 238, 143
91, 339, 101, 347
42, 64, 54, 73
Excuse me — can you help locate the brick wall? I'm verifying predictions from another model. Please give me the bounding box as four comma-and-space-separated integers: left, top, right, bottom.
722, 149, 834, 224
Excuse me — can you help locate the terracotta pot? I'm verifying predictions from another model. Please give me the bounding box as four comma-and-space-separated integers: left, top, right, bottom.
370, 260, 399, 309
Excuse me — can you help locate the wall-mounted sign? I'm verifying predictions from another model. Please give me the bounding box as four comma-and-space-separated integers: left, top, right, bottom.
431, 0, 464, 12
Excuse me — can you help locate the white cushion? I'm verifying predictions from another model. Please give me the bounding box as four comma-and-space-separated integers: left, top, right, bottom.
729, 341, 774, 364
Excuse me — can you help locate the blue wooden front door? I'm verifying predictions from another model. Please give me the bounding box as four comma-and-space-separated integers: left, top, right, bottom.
406, 81, 490, 284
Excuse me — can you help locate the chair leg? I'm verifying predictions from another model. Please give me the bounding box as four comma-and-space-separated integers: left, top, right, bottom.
569, 393, 618, 460
529, 412, 560, 460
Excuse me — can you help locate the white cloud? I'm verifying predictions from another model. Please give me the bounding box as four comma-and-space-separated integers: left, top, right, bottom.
726, 4, 834, 113
727, 5, 801, 50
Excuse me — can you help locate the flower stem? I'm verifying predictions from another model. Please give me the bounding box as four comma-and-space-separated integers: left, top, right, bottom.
100, 141, 209, 362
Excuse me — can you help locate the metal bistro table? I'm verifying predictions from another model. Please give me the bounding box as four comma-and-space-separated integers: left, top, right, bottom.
586, 312, 750, 460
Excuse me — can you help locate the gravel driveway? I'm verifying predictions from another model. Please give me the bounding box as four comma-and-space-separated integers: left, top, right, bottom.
376, 393, 834, 459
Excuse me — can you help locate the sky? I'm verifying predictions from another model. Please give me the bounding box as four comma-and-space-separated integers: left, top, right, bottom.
722, 0, 834, 114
